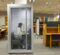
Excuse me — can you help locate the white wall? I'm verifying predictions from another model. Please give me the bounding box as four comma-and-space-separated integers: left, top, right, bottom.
0, 16, 5, 26
45, 15, 59, 22
39, 15, 59, 22
0, 11, 7, 26
15, 0, 27, 4
54, 15, 59, 21
48, 16, 54, 21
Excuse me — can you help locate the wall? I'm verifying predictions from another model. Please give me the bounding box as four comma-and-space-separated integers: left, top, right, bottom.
34, 13, 60, 22
34, 13, 55, 21
48, 14, 60, 21
54, 15, 59, 21
0, 16, 5, 26
47, 16, 55, 21
0, 11, 7, 26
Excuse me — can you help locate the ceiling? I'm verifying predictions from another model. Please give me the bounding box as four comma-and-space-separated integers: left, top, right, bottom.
0, 0, 15, 11
27, 0, 60, 14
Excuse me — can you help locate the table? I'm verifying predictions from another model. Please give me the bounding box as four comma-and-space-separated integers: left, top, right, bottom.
43, 24, 60, 48
0, 28, 6, 38
46, 33, 60, 48
1, 29, 6, 32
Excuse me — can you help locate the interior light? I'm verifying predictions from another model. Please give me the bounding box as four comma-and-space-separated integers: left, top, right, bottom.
46, 2, 49, 5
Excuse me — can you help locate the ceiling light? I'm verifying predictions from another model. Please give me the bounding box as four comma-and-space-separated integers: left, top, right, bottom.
45, 2, 52, 5
46, 2, 49, 5
33, 0, 36, 2
29, 0, 35, 2
29, 0, 32, 2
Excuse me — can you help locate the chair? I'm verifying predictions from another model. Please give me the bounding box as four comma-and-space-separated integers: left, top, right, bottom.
0, 29, 1, 38
11, 32, 24, 49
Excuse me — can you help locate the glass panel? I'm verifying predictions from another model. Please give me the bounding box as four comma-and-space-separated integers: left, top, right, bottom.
27, 8, 31, 50
11, 8, 26, 49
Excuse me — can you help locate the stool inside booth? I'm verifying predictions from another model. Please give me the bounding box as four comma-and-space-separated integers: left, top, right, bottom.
43, 22, 60, 48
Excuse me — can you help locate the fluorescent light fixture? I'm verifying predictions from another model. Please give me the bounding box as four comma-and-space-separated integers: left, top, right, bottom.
33, 0, 36, 2
29, 0, 32, 2
45, 2, 52, 5
29, 0, 35, 2
46, 2, 49, 5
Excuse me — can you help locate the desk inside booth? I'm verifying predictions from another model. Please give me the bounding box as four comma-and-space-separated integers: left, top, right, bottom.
43, 22, 60, 48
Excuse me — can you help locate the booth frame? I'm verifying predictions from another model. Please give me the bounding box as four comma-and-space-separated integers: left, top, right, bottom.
7, 4, 33, 53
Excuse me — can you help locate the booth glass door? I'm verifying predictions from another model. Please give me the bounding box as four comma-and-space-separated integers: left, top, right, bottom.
11, 8, 32, 50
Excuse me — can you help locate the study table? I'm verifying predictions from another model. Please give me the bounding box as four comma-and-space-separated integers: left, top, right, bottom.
1, 29, 6, 32
43, 22, 60, 48
45, 33, 60, 48
0, 26, 7, 38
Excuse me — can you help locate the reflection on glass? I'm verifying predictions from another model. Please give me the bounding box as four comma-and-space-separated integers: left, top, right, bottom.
11, 8, 31, 50
27, 9, 31, 50
11, 23, 26, 49
11, 8, 26, 49
27, 28, 31, 50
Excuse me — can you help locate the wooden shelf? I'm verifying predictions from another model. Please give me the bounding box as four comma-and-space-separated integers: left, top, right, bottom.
47, 27, 58, 28
46, 33, 60, 35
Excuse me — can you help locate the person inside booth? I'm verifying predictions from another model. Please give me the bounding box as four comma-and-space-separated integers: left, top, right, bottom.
15, 23, 23, 40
